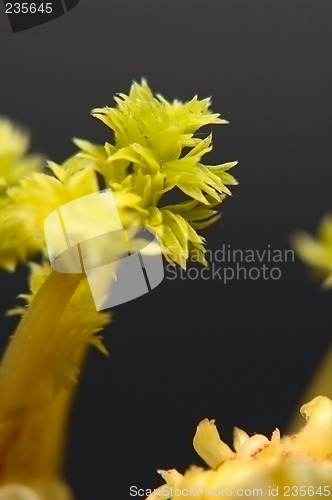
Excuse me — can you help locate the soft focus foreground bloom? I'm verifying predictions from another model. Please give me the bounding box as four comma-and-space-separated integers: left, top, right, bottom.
76, 80, 237, 267
0, 157, 98, 271
0, 483, 72, 500
148, 397, 332, 499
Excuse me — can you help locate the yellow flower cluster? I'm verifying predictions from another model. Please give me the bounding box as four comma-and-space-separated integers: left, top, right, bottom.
1, 82, 236, 272
148, 397, 332, 499
77, 80, 237, 267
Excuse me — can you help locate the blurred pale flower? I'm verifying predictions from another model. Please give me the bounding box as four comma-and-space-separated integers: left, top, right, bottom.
291, 215, 332, 288
0, 118, 43, 194
0, 119, 43, 270
291, 216, 332, 424
0, 157, 98, 271
148, 397, 332, 499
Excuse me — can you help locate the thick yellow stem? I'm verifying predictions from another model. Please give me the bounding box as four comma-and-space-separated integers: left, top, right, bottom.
0, 270, 83, 497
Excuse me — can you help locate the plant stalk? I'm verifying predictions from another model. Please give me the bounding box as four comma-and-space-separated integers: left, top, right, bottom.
0, 270, 84, 498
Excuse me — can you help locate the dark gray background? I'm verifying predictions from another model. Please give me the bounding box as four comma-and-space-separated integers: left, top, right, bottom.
0, 1, 331, 498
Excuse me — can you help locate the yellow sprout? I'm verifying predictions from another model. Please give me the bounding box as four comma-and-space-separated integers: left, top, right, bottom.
76, 80, 237, 267
0, 82, 237, 498
148, 397, 332, 499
